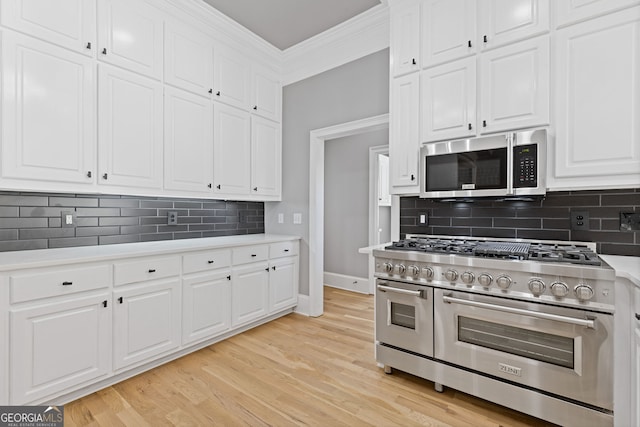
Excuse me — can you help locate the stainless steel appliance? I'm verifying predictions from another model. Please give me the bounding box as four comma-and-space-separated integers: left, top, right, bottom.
373, 235, 615, 427
419, 129, 546, 199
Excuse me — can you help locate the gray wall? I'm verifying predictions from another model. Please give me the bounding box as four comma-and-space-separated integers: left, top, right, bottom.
264, 48, 390, 295
324, 130, 389, 279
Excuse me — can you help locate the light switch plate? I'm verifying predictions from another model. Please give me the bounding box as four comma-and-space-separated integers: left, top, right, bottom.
278, 213, 284, 224
293, 213, 302, 224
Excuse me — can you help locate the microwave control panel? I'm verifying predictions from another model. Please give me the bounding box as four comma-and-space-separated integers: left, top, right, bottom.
513, 144, 537, 188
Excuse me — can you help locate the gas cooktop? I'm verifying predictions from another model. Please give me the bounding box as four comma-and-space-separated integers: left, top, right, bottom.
386, 236, 601, 266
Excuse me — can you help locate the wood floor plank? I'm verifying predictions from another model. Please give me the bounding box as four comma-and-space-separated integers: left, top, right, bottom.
64, 287, 556, 426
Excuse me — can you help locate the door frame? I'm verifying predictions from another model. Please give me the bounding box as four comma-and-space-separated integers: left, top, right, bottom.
308, 113, 390, 316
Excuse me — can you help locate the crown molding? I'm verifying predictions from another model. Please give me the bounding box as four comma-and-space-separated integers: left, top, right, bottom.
281, 4, 390, 86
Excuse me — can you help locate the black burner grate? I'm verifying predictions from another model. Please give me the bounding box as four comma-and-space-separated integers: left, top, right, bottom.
473, 242, 531, 259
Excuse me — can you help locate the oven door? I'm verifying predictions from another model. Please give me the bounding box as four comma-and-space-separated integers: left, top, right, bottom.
375, 279, 433, 357
434, 289, 613, 411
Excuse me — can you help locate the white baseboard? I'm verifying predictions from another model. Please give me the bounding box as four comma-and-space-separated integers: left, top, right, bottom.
294, 294, 311, 316
323, 272, 370, 294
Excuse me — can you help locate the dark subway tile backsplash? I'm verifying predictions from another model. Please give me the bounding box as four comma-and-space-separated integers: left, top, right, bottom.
0, 191, 264, 252
400, 189, 640, 257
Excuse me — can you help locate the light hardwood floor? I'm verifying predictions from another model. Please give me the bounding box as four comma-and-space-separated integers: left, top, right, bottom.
65, 287, 556, 426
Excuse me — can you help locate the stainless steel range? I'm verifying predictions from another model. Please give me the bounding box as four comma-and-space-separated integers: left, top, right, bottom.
373, 235, 616, 427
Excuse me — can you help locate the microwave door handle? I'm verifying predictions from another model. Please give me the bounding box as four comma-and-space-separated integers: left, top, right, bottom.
507, 133, 514, 194
442, 295, 595, 329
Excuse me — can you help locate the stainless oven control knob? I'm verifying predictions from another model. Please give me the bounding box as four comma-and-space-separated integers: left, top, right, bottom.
528, 279, 545, 296
496, 275, 512, 290
478, 273, 492, 287
408, 265, 420, 277
383, 262, 393, 273
461, 272, 474, 285
444, 269, 458, 282
550, 282, 569, 298
421, 267, 434, 279
394, 264, 406, 275
575, 284, 594, 301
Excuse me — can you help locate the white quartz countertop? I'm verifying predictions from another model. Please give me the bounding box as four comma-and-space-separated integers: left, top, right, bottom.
0, 234, 300, 271
358, 242, 391, 255
600, 255, 640, 288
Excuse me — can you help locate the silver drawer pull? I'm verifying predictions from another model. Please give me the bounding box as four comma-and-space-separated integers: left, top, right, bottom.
442, 295, 596, 329
377, 284, 422, 297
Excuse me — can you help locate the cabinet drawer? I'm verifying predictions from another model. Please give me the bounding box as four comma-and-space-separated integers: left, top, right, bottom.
233, 245, 268, 265
183, 249, 232, 274
114, 256, 180, 286
10, 264, 111, 304
269, 241, 298, 258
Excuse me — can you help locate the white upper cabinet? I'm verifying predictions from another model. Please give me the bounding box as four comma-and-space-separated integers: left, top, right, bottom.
1, 32, 95, 184
390, 0, 421, 76
251, 66, 282, 122
0, 0, 96, 55
389, 73, 420, 193
164, 86, 214, 194
213, 103, 251, 195
479, 0, 550, 50
479, 36, 549, 134
421, 57, 476, 142
251, 117, 281, 198
552, 7, 640, 189
164, 20, 214, 98
213, 46, 251, 110
97, 0, 163, 80
98, 65, 163, 191
421, 0, 476, 68
555, 0, 640, 27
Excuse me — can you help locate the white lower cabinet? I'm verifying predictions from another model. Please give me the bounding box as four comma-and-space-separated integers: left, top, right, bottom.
182, 270, 231, 345
113, 278, 181, 370
634, 286, 640, 427
2, 237, 298, 405
10, 293, 111, 404
269, 256, 298, 313
231, 261, 270, 327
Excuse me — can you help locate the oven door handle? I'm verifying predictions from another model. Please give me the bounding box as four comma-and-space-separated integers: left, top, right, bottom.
377, 284, 423, 297
442, 295, 595, 329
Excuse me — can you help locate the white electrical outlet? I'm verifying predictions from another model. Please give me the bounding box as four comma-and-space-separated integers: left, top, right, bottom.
293, 213, 302, 224
278, 213, 284, 224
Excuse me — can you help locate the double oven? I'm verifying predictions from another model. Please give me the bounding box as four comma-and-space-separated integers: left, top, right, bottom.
374, 236, 616, 427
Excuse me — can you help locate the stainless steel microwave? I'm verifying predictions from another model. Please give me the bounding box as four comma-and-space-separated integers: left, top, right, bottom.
419, 129, 547, 199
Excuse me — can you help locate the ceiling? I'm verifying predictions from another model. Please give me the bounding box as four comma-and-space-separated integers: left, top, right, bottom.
201, 0, 382, 50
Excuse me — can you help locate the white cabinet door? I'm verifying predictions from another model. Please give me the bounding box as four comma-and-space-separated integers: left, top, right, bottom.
113, 278, 181, 370
390, 0, 421, 76
182, 270, 231, 345
420, 57, 476, 142
164, 87, 214, 194
0, 0, 96, 55
213, 46, 251, 110
422, 0, 476, 68
251, 117, 281, 198
269, 257, 298, 313
98, 65, 163, 190
97, 0, 163, 80
556, 0, 640, 27
232, 262, 269, 327
634, 287, 640, 427
1, 32, 95, 184
213, 103, 251, 195
10, 293, 111, 404
164, 21, 214, 98
479, 0, 549, 50
389, 73, 420, 193
479, 36, 549, 134
251, 66, 281, 122
553, 8, 640, 186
